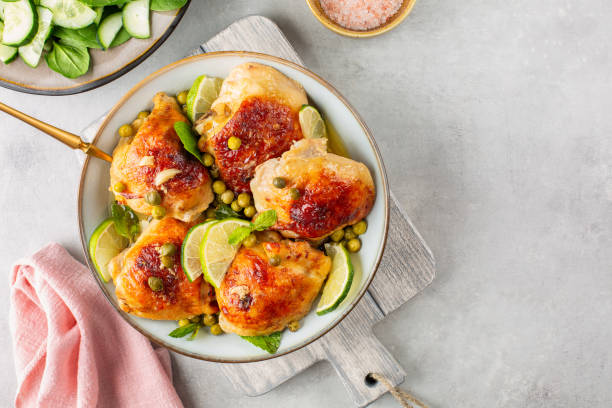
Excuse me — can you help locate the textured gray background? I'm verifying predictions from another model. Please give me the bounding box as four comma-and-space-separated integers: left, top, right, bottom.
1, 0, 611, 406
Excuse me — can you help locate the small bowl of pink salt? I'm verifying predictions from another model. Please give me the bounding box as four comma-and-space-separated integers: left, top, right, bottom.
306, 0, 416, 37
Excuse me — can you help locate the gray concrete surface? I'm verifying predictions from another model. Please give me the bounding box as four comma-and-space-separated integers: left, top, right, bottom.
1, 0, 611, 406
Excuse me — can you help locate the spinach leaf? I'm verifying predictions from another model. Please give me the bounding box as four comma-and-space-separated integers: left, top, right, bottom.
215, 203, 241, 220
173, 121, 204, 164
53, 25, 102, 49
110, 202, 140, 243
45, 41, 90, 79
240, 332, 282, 354
80, 0, 128, 6
110, 27, 131, 47
150, 0, 188, 11
168, 323, 199, 338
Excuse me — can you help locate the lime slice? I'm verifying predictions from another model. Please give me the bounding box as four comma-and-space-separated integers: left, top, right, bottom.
316, 242, 354, 315
186, 75, 223, 123
199, 218, 251, 288
181, 220, 218, 282
299, 105, 327, 139
88, 218, 129, 283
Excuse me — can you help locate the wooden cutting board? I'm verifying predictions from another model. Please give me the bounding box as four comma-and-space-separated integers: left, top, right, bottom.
81, 16, 435, 407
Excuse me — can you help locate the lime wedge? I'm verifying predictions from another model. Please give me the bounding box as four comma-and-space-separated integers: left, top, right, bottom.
88, 218, 129, 283
199, 218, 251, 288
316, 242, 354, 315
299, 105, 327, 139
181, 220, 218, 282
186, 75, 223, 123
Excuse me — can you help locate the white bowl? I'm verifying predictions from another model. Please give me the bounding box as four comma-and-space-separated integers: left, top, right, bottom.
78, 52, 389, 362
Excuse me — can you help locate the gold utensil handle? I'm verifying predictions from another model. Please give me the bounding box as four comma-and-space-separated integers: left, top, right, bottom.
0, 101, 112, 163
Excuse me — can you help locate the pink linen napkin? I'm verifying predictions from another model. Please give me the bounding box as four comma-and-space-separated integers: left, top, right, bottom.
9, 242, 184, 408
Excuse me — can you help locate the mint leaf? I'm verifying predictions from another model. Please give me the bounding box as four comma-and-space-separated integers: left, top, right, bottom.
240, 332, 282, 354
228, 226, 252, 245
174, 121, 204, 165
169, 323, 199, 338
252, 210, 277, 231
215, 204, 241, 220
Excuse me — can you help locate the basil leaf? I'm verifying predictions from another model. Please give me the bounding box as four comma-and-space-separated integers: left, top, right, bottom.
228, 226, 252, 246
110, 202, 140, 242
110, 27, 131, 48
252, 210, 277, 231
45, 41, 90, 79
215, 203, 241, 220
240, 332, 282, 354
174, 121, 204, 164
187, 324, 200, 341
150, 0, 187, 11
168, 323, 199, 338
53, 25, 102, 49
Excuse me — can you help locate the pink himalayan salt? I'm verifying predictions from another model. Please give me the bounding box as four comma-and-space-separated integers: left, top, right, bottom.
320, 0, 403, 31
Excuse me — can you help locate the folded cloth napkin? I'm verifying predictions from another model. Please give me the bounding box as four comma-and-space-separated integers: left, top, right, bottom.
9, 243, 184, 408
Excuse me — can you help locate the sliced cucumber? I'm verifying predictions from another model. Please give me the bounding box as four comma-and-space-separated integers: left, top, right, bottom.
0, 3, 5, 21
0, 22, 18, 63
97, 11, 121, 49
40, 0, 96, 29
122, 0, 148, 39
2, 0, 37, 46
93, 6, 103, 24
18, 6, 53, 67
109, 26, 130, 47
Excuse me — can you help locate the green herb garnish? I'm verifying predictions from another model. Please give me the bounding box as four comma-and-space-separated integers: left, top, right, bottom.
240, 332, 282, 354
228, 210, 277, 245
174, 121, 205, 165
110, 202, 140, 243
168, 323, 199, 338
215, 203, 241, 220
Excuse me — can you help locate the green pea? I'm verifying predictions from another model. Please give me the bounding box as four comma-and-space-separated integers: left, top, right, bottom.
352, 220, 367, 235
227, 136, 241, 150
243, 234, 257, 248
289, 188, 300, 200
231, 200, 242, 212
212, 180, 226, 194
203, 314, 217, 327
346, 238, 361, 253
160, 243, 176, 257
220, 190, 234, 204
269, 255, 281, 266
287, 320, 300, 332
330, 229, 344, 242
118, 124, 134, 138
160, 255, 174, 268
148, 276, 163, 291
272, 177, 286, 188
243, 205, 256, 218
137, 111, 150, 119
210, 323, 223, 335
344, 228, 356, 240
206, 208, 217, 218
203, 153, 214, 167
177, 90, 188, 105
145, 190, 161, 205
178, 319, 190, 327
113, 182, 126, 193
152, 205, 166, 219
237, 193, 251, 208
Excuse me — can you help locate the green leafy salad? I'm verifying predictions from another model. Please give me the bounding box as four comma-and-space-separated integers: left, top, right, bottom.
0, 0, 188, 78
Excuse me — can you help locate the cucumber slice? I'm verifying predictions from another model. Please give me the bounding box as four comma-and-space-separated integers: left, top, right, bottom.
0, 22, 17, 63
2, 0, 37, 46
18, 6, 53, 67
0, 3, 5, 21
122, 0, 148, 39
40, 0, 96, 29
93, 6, 103, 24
97, 11, 121, 49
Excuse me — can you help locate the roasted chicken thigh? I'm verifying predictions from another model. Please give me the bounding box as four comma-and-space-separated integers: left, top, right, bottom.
111, 92, 213, 222
250, 138, 375, 240
217, 240, 331, 336
109, 217, 218, 320
195, 62, 307, 193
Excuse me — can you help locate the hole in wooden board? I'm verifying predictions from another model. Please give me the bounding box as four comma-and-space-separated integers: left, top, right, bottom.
364, 373, 378, 387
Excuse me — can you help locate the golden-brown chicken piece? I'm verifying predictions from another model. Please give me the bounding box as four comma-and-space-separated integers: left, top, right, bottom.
217, 240, 331, 336
194, 62, 307, 193
109, 217, 218, 320
250, 138, 375, 240
110, 92, 213, 222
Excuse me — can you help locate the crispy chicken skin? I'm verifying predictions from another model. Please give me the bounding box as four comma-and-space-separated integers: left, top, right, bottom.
110, 92, 213, 222
217, 240, 331, 336
109, 217, 218, 320
194, 62, 307, 193
250, 138, 375, 240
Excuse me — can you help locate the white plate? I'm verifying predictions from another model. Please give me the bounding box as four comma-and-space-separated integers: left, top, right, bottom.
78, 52, 389, 362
